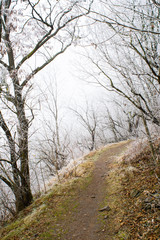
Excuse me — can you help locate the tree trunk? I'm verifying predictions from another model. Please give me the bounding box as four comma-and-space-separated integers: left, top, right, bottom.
14, 80, 33, 212
141, 113, 156, 163
14, 185, 33, 212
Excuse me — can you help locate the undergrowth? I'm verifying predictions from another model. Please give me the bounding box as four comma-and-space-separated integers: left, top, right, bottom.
101, 138, 160, 240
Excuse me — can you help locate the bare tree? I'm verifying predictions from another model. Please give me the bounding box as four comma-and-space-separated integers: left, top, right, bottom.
0, 184, 15, 224
85, 0, 160, 124
0, 0, 93, 213
112, 101, 140, 138
96, 98, 141, 144
37, 79, 70, 178
90, 0, 160, 35
83, 0, 160, 163
71, 100, 101, 151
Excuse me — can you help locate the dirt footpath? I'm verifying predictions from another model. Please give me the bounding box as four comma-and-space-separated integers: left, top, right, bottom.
63, 141, 130, 240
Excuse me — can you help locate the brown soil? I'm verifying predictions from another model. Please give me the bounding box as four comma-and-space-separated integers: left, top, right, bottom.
62, 141, 130, 240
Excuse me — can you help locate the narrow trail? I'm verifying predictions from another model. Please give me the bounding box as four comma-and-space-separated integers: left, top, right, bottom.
62, 141, 130, 240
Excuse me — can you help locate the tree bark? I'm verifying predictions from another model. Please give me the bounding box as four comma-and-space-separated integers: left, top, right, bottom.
14, 78, 33, 212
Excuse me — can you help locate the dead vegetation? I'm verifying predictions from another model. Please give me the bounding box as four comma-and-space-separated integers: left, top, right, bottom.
103, 139, 160, 240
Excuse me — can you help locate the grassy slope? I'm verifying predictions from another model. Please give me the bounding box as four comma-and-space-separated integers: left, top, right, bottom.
1, 139, 160, 240
0, 148, 102, 240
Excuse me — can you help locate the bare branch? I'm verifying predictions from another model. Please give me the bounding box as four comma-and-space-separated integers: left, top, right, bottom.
152, 0, 160, 7
21, 42, 71, 88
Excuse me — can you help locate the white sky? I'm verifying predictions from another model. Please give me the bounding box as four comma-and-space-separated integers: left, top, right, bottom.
34, 45, 112, 108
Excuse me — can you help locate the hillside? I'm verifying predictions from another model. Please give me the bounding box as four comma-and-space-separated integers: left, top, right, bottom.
0, 139, 160, 240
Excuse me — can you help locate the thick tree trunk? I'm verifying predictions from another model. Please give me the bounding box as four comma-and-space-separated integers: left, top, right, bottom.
13, 79, 33, 212
14, 185, 33, 212
0, 108, 33, 213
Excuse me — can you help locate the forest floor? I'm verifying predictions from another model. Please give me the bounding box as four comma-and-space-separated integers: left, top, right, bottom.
1, 139, 160, 240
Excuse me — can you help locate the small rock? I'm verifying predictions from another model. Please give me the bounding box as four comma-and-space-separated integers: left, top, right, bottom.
99, 206, 111, 212
104, 215, 108, 219
73, 234, 78, 237
91, 195, 96, 198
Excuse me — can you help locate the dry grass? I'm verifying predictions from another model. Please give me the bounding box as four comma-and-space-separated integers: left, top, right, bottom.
102, 139, 160, 240
0, 149, 101, 240
99, 155, 130, 239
